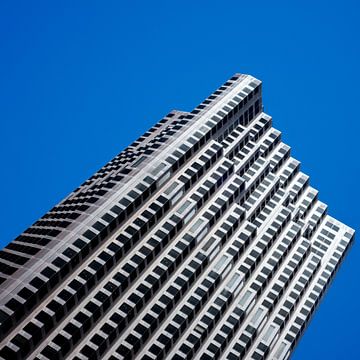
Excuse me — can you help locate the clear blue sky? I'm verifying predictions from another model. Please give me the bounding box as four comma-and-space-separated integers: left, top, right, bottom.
0, 1, 359, 358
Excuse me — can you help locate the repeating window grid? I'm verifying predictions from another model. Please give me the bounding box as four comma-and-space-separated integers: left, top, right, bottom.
6, 154, 233, 358
277, 158, 300, 188
312, 216, 353, 260
268, 143, 291, 174
322, 225, 339, 240
223, 125, 246, 145
222, 236, 309, 360
215, 102, 260, 144
251, 188, 285, 228
244, 176, 281, 223
286, 173, 309, 205
259, 129, 281, 158
248, 115, 272, 143
45, 115, 195, 240
202, 227, 303, 359
137, 212, 246, 359
243, 254, 320, 360
324, 218, 342, 233
202, 220, 257, 265
241, 156, 268, 182
302, 201, 328, 240
296, 236, 353, 330
192, 75, 259, 117
222, 124, 247, 150
127, 111, 187, 152
167, 223, 257, 357
186, 219, 298, 358
233, 139, 258, 162
0, 74, 354, 360
120, 267, 212, 359
264, 255, 321, 359
223, 112, 270, 161
242, 159, 273, 201
290, 187, 318, 224
193, 76, 260, 132
0, 139, 223, 333
69, 195, 244, 358
236, 148, 262, 181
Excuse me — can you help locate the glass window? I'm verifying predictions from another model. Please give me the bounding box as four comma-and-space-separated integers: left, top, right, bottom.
226, 272, 243, 293
251, 307, 266, 328
177, 201, 192, 214
213, 254, 231, 275
132, 156, 146, 167
164, 182, 180, 196
238, 290, 255, 310
151, 163, 166, 176
189, 219, 205, 233
262, 324, 278, 344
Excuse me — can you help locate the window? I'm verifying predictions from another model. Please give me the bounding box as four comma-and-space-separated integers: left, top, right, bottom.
226, 272, 243, 294
238, 290, 255, 311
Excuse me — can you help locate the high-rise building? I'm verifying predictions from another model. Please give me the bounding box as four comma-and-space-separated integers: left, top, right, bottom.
0, 74, 354, 360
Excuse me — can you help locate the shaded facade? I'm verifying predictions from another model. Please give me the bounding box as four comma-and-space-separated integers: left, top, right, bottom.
0, 74, 354, 360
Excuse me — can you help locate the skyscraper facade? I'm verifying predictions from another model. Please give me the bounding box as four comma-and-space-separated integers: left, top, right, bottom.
0, 74, 354, 360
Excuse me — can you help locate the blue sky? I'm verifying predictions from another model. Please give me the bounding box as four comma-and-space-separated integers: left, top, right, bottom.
0, 1, 359, 358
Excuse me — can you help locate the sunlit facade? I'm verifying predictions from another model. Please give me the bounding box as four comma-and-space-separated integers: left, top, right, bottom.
0, 74, 354, 360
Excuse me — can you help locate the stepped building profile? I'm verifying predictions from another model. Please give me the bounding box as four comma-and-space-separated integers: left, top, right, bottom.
0, 74, 354, 360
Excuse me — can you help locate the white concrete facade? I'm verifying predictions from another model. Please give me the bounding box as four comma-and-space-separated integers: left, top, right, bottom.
0, 74, 354, 360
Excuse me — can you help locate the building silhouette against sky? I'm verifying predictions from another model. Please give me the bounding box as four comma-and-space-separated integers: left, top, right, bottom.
0, 74, 354, 360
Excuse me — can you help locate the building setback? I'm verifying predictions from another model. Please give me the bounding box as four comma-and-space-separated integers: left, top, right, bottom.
0, 74, 354, 360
